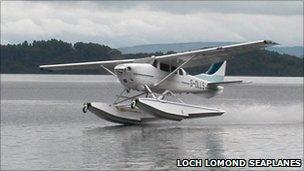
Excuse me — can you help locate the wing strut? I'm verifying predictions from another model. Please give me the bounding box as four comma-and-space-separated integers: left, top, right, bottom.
144, 85, 157, 98
113, 88, 146, 105
153, 54, 196, 87
157, 90, 184, 103
100, 65, 116, 76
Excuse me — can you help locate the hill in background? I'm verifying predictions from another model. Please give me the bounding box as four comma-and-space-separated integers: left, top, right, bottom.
118, 42, 303, 58
118, 42, 235, 54
267, 46, 303, 58
1, 39, 303, 76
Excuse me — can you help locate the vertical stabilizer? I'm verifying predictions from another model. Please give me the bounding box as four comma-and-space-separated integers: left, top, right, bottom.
195, 61, 226, 82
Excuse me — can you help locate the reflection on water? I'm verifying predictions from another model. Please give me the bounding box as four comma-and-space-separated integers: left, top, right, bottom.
81, 124, 225, 170
1, 75, 303, 170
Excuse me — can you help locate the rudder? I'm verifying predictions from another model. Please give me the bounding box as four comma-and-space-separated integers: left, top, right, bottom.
195, 61, 226, 82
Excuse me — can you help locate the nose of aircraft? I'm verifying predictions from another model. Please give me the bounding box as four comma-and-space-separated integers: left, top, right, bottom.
114, 65, 131, 75
114, 65, 126, 75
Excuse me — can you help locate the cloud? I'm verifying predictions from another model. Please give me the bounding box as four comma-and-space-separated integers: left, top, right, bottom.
1, 1, 303, 47
112, 1, 303, 16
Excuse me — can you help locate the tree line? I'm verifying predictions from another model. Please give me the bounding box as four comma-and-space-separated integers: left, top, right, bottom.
1, 39, 303, 76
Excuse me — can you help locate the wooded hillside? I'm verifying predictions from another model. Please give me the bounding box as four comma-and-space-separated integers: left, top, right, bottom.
1, 39, 303, 76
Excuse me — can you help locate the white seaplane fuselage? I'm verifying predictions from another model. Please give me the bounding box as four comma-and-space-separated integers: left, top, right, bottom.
114, 63, 223, 97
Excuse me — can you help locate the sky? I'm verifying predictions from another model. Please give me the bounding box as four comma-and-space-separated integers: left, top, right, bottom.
1, 1, 303, 47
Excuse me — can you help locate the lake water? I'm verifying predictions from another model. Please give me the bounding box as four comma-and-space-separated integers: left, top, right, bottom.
1, 74, 303, 170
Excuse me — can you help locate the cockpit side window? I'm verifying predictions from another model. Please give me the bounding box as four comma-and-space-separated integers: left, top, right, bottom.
152, 60, 158, 68
171, 66, 178, 74
178, 69, 183, 75
160, 63, 170, 72
171, 66, 177, 73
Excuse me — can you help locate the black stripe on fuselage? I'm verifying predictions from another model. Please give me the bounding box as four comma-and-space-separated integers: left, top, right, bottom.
181, 81, 190, 85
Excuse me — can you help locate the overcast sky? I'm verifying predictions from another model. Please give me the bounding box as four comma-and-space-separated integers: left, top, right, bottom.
1, 1, 303, 47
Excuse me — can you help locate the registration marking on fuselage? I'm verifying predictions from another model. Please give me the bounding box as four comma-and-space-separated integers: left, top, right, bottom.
190, 79, 206, 89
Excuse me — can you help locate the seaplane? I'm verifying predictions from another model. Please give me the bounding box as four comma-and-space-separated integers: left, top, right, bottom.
39, 40, 278, 125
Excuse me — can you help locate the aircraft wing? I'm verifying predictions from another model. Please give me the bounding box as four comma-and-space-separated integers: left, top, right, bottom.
39, 40, 277, 71
155, 40, 278, 68
39, 58, 135, 71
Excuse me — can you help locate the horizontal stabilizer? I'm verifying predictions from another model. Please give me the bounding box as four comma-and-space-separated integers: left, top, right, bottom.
207, 80, 249, 86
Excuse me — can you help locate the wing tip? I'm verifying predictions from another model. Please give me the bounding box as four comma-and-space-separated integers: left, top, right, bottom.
263, 40, 279, 46
39, 65, 53, 72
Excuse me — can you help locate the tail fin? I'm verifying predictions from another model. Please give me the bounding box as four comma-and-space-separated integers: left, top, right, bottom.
195, 61, 226, 82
